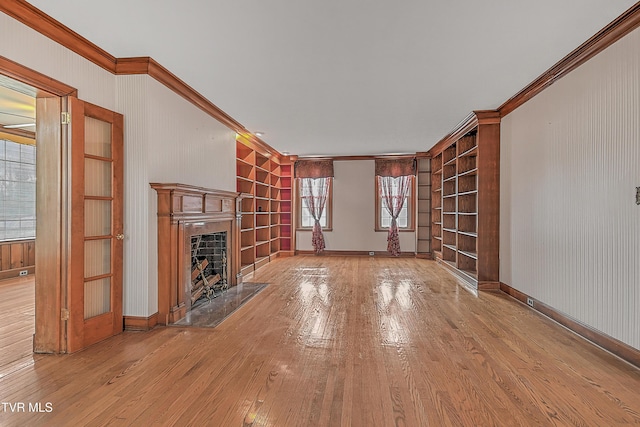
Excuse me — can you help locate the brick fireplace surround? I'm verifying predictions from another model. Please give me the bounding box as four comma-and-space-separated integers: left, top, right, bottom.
151, 183, 242, 325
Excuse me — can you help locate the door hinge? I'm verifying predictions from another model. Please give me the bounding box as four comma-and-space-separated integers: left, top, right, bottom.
61, 112, 71, 125
61, 308, 69, 321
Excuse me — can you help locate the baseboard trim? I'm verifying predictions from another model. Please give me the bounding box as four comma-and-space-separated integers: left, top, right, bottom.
124, 313, 159, 331
478, 281, 500, 291
436, 258, 478, 290
499, 282, 640, 369
295, 250, 415, 257
241, 270, 255, 283
0, 266, 35, 281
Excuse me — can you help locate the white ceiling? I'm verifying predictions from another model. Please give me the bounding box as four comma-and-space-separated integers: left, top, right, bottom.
23, 0, 638, 156
0, 85, 34, 125
0, 79, 36, 139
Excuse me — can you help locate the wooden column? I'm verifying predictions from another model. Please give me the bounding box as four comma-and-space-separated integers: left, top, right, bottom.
475, 112, 500, 289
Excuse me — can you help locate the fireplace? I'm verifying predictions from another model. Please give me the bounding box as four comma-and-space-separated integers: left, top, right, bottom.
151, 183, 242, 324
189, 231, 228, 307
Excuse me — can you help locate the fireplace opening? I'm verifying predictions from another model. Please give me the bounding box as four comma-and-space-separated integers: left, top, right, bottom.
190, 232, 228, 309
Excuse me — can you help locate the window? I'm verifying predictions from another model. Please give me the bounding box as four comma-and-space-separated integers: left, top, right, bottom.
297, 177, 332, 230
0, 139, 37, 241
376, 175, 415, 231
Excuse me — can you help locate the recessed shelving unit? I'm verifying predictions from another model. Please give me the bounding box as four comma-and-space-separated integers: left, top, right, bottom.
431, 151, 443, 258
279, 162, 293, 253
415, 155, 431, 258
236, 135, 293, 278
428, 110, 500, 290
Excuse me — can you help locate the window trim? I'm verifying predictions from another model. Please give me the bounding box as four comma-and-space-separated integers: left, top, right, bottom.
375, 175, 416, 232
296, 177, 333, 231
0, 138, 37, 242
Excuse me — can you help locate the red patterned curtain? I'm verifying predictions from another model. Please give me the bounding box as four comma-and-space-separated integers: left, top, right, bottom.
375, 158, 415, 178
296, 159, 334, 254
300, 177, 331, 253
376, 158, 415, 256
295, 159, 334, 178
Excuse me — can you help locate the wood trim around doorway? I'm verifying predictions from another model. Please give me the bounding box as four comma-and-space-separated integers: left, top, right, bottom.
33, 96, 65, 353
0, 56, 77, 97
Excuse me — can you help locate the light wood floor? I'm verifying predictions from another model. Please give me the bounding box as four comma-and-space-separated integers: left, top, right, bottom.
1, 257, 639, 426
0, 275, 35, 377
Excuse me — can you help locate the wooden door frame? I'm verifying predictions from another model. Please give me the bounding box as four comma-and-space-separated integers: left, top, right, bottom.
0, 56, 79, 353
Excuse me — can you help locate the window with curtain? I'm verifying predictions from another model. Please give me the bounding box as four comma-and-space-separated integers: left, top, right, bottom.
299, 177, 332, 229
376, 176, 412, 230
375, 158, 416, 256
0, 139, 36, 241
294, 159, 334, 253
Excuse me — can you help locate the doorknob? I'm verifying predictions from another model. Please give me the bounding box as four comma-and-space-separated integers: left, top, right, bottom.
116, 234, 125, 240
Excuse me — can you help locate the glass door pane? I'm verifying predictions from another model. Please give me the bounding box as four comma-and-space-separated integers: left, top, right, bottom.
85, 116, 112, 158
83, 116, 113, 319
85, 278, 111, 319
85, 199, 112, 236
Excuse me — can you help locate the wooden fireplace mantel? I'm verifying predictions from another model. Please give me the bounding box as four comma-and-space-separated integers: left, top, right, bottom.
151, 183, 241, 325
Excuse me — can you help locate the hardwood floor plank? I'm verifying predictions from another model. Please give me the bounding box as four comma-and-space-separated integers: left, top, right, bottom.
1, 257, 640, 426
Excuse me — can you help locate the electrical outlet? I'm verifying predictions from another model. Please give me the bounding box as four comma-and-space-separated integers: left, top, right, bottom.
19, 270, 28, 276
526, 297, 534, 307
369, 251, 375, 256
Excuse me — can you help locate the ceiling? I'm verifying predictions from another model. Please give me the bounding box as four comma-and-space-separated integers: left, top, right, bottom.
0, 77, 36, 144
11, 1, 639, 156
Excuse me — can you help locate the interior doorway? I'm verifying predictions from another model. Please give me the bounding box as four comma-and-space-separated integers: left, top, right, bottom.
0, 77, 37, 372
0, 58, 124, 355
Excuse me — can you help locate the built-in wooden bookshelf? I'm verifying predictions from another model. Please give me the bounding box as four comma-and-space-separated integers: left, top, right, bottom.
428, 111, 500, 290
236, 135, 293, 278
415, 156, 431, 258
279, 159, 293, 253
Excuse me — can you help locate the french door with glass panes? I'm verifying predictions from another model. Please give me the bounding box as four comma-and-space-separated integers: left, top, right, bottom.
67, 97, 123, 353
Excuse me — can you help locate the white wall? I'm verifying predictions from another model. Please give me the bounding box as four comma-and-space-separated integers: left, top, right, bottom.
297, 160, 416, 253
117, 75, 236, 317
0, 13, 116, 111
1, 13, 237, 318
501, 27, 640, 350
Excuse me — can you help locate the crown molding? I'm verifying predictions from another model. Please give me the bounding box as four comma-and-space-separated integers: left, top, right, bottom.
428, 110, 499, 156
235, 131, 285, 159
4, 1, 639, 158
0, 0, 117, 72
296, 154, 416, 161
499, 2, 640, 117
428, 3, 640, 153
0, 1, 283, 157
115, 57, 246, 133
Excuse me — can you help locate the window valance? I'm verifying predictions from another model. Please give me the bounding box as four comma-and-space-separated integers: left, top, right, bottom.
375, 158, 416, 177
294, 159, 334, 178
